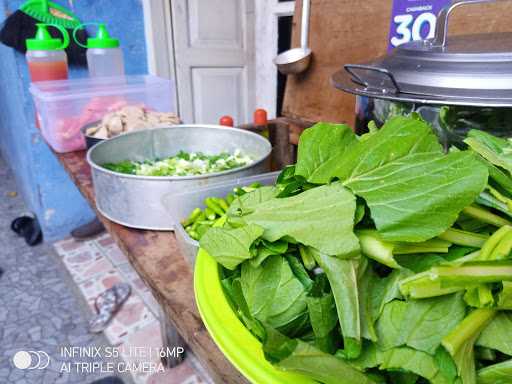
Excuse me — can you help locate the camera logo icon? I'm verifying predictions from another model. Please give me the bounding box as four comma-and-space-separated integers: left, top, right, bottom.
12, 351, 50, 370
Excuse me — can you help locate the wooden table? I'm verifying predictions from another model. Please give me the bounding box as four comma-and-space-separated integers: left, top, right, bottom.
56, 150, 247, 384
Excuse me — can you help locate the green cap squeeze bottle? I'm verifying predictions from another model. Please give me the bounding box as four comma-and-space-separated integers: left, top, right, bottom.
73, 23, 125, 77
26, 23, 70, 82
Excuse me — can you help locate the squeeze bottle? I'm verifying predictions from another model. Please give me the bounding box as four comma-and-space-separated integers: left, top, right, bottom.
25, 23, 70, 82
74, 24, 125, 77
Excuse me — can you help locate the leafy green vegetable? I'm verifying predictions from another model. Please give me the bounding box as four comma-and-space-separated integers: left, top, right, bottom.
379, 347, 453, 384
477, 359, 512, 384
326, 117, 488, 242
376, 293, 466, 355
497, 281, 512, 309
295, 122, 357, 183
476, 312, 512, 356
235, 182, 360, 257
306, 289, 338, 353
465, 130, 512, 175
312, 250, 362, 358
199, 224, 263, 269
197, 116, 512, 384
263, 326, 377, 384
240, 255, 308, 335
463, 285, 494, 308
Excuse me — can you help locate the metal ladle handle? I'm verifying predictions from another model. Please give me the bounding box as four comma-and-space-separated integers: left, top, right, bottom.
300, 0, 310, 49
432, 0, 506, 47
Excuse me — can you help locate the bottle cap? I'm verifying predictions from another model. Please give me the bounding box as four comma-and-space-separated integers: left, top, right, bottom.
26, 23, 70, 51
86, 24, 120, 48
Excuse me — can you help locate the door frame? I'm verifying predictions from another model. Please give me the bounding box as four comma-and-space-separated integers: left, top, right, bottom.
142, 0, 295, 120
255, 0, 295, 118
141, 0, 178, 111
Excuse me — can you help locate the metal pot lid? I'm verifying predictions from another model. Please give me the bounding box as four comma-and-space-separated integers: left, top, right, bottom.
332, 0, 512, 107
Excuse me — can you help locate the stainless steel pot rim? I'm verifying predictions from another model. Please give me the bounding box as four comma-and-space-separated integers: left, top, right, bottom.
332, 69, 512, 108
86, 124, 272, 181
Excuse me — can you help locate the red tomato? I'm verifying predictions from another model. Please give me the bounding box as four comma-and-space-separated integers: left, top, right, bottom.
254, 109, 268, 126
219, 115, 234, 127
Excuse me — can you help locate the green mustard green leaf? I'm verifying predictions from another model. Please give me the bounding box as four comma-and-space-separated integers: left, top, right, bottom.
228, 186, 279, 216
379, 347, 454, 384
477, 359, 512, 384
306, 291, 338, 353
464, 285, 495, 308
465, 129, 512, 175
240, 255, 308, 334
344, 150, 487, 242
376, 293, 466, 355
497, 281, 512, 309
476, 312, 512, 356
263, 326, 377, 384
240, 182, 360, 257
311, 116, 488, 242
199, 224, 264, 270
327, 116, 443, 183
312, 250, 362, 358
295, 122, 357, 183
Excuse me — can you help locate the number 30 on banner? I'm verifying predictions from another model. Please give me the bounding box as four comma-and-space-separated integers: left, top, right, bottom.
390, 12, 437, 47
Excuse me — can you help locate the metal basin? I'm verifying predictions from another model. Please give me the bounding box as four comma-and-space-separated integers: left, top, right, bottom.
87, 125, 272, 230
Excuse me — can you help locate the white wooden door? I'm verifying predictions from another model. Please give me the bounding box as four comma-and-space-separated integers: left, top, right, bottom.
171, 0, 256, 125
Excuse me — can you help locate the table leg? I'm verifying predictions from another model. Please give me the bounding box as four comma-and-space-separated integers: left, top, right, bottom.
159, 307, 187, 368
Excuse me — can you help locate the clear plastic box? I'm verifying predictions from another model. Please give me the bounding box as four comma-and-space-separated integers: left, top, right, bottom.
163, 171, 280, 266
29, 75, 176, 153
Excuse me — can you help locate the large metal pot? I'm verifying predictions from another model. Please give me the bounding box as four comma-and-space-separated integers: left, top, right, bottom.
87, 125, 272, 230
332, 0, 512, 147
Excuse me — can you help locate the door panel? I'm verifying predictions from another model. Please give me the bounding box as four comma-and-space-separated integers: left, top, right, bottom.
192, 67, 245, 124
172, 0, 255, 124
188, 0, 242, 49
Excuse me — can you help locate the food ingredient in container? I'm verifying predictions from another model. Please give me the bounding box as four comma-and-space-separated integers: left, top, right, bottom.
29, 75, 176, 153
103, 150, 253, 177
87, 125, 272, 230
163, 172, 279, 265
197, 116, 512, 384
84, 105, 180, 140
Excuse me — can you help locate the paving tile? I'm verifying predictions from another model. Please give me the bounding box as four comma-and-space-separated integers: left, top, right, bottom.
117, 321, 165, 384
0, 155, 117, 384
146, 360, 203, 384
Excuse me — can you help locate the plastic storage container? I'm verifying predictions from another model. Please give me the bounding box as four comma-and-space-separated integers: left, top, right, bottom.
163, 172, 280, 265
29, 75, 176, 153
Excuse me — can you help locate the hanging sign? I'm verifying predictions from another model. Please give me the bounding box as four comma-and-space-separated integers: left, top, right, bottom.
388, 0, 451, 50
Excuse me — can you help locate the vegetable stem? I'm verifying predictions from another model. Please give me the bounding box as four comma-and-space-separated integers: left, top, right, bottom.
462, 205, 512, 227
438, 228, 488, 248
478, 225, 512, 260
442, 308, 496, 356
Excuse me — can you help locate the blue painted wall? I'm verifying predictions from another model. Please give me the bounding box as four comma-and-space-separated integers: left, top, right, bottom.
0, 0, 148, 241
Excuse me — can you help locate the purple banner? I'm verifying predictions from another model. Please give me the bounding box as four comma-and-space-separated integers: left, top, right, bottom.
388, 0, 451, 51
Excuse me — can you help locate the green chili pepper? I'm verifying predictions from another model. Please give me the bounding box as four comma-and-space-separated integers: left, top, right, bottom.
215, 197, 229, 212
204, 207, 217, 220
225, 193, 235, 205
181, 207, 202, 227
205, 198, 225, 216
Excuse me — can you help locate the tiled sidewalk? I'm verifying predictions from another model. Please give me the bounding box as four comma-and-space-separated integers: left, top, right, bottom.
53, 234, 211, 384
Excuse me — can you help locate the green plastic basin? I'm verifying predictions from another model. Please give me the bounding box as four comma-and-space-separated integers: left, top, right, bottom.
194, 249, 316, 384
